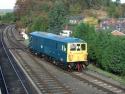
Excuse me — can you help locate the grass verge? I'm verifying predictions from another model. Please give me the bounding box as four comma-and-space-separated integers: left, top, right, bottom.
87, 64, 125, 85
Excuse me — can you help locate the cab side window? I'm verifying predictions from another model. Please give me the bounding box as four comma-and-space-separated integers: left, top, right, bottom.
62, 45, 67, 52
81, 44, 85, 50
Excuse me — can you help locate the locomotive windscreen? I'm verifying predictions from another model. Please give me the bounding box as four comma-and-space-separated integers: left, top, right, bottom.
70, 43, 86, 51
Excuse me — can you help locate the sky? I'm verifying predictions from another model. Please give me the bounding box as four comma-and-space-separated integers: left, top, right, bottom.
0, 0, 16, 9
121, 0, 125, 3
0, 0, 125, 9
112, 0, 125, 3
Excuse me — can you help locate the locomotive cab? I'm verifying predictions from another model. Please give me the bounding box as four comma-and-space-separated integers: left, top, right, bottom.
67, 43, 87, 62
67, 43, 88, 71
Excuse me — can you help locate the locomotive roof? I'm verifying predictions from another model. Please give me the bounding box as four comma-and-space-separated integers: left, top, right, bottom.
30, 31, 85, 43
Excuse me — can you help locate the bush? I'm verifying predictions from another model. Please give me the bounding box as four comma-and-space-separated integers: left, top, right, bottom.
73, 23, 125, 76
1, 13, 16, 23
48, 1, 68, 34
28, 16, 48, 32
73, 23, 97, 61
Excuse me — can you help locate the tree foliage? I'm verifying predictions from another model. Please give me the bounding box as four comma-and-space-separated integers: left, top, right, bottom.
1, 13, 16, 23
73, 23, 97, 60
48, 1, 68, 34
73, 23, 125, 76
14, 0, 125, 32
28, 16, 48, 32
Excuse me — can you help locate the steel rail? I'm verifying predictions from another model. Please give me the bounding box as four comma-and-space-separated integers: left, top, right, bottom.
1, 26, 29, 94
7, 25, 72, 94
8, 25, 125, 94
0, 65, 9, 94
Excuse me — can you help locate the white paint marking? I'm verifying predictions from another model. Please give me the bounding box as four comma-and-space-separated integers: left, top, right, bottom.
114, 90, 122, 93
92, 80, 98, 82
96, 81, 103, 84
106, 85, 112, 88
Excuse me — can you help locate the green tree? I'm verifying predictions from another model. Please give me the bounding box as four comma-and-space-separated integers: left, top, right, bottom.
1, 13, 16, 23
116, 0, 121, 5
48, 0, 68, 34
0, 16, 1, 21
28, 16, 48, 32
73, 23, 97, 61
73, 23, 125, 76
107, 3, 117, 17
108, 37, 125, 75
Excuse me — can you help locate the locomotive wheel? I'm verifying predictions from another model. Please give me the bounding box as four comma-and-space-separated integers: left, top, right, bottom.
76, 63, 84, 72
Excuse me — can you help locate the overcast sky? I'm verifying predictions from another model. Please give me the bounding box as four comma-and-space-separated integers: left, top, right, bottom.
0, 0, 16, 9
0, 0, 125, 9
112, 0, 125, 3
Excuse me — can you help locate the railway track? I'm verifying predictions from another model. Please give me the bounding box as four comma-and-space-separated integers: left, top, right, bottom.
0, 66, 8, 94
32, 55, 125, 94
0, 27, 7, 94
44, 55, 125, 94
71, 72, 125, 94
4, 25, 72, 94
5, 25, 125, 94
37, 56, 125, 94
15, 50, 72, 94
0, 27, 30, 94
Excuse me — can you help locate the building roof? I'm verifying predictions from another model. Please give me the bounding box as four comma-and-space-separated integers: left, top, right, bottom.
111, 30, 125, 36
68, 15, 84, 20
30, 31, 85, 43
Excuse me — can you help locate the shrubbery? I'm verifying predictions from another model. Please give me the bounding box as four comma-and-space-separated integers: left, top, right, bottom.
73, 23, 125, 76
0, 13, 16, 23
28, 16, 48, 32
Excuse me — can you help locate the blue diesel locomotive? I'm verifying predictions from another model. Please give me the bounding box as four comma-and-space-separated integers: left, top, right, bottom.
29, 31, 88, 71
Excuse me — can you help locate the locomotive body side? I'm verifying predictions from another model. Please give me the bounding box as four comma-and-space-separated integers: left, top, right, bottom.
29, 32, 67, 65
